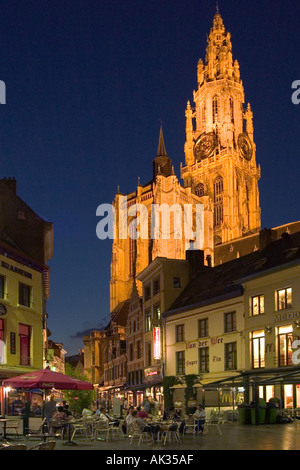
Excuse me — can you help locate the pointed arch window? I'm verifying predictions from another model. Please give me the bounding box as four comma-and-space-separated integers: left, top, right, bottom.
195, 183, 205, 197
229, 97, 234, 123
214, 176, 223, 227
212, 96, 219, 124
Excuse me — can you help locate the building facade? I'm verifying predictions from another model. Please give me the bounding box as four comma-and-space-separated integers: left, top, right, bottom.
164, 232, 300, 412
0, 177, 53, 414
85, 10, 300, 413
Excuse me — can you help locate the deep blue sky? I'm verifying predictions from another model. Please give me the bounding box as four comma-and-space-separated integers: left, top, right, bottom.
0, 0, 299, 355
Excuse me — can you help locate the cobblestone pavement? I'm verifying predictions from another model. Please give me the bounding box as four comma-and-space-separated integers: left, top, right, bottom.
11, 421, 300, 451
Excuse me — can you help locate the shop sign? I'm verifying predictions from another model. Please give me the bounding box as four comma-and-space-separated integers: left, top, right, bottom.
274, 311, 300, 323
211, 336, 223, 346
186, 360, 198, 367
186, 341, 196, 349
212, 356, 221, 362
0, 303, 7, 315
1, 261, 32, 279
153, 327, 161, 359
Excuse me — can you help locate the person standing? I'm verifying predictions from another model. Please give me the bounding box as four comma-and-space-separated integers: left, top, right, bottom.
44, 395, 57, 424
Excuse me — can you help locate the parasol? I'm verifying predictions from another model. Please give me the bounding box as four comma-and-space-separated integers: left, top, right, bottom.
2, 368, 93, 390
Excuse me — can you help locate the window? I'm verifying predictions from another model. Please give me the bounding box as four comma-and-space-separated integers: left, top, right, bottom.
19, 283, 31, 308
278, 325, 294, 367
195, 183, 205, 197
0, 275, 5, 299
10, 332, 16, 355
225, 342, 237, 370
229, 97, 234, 123
224, 311, 236, 333
145, 309, 151, 332
212, 96, 219, 123
198, 318, 208, 338
250, 295, 264, 316
0, 319, 4, 364
214, 176, 223, 227
129, 224, 136, 277
176, 351, 185, 375
129, 343, 134, 361
176, 324, 185, 342
137, 340, 142, 359
19, 323, 30, 366
173, 277, 181, 288
276, 288, 292, 311
144, 285, 151, 301
153, 304, 161, 321
145, 342, 151, 367
153, 278, 160, 295
199, 347, 209, 373
251, 330, 265, 369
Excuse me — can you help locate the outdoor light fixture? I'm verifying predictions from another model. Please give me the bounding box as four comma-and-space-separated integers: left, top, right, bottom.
265, 325, 272, 334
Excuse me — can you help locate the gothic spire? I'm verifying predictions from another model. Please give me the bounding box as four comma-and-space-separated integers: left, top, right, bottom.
156, 125, 168, 157
153, 126, 173, 178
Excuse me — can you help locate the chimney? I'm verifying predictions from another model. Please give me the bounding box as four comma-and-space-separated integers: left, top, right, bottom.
186, 249, 205, 277
0, 177, 17, 194
259, 228, 276, 250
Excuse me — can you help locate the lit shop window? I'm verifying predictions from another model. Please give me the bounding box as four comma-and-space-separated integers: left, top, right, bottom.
251, 330, 265, 369
276, 288, 292, 311
278, 325, 294, 367
250, 295, 264, 316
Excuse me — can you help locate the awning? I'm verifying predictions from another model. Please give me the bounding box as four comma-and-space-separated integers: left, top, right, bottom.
123, 381, 163, 392
202, 367, 300, 390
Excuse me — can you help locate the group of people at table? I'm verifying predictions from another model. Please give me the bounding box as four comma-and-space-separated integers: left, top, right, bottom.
45, 397, 207, 442
122, 403, 207, 441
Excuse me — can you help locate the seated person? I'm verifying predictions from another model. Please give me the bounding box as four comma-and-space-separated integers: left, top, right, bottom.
137, 406, 148, 418
192, 404, 206, 433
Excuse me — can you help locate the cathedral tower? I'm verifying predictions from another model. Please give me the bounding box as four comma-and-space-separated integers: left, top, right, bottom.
181, 11, 261, 245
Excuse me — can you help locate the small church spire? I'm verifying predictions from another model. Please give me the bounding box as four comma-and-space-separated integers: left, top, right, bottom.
157, 125, 168, 157
153, 125, 173, 179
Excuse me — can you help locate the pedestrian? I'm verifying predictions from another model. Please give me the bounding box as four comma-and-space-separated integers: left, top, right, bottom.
44, 395, 57, 424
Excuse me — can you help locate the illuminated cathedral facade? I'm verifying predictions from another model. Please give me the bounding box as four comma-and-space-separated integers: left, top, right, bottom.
110, 11, 261, 312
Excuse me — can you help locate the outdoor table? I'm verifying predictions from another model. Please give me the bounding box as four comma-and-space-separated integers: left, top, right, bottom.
63, 420, 81, 446
0, 419, 8, 441
26, 432, 61, 442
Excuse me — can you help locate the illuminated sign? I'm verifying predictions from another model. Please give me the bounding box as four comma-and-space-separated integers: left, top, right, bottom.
153, 327, 161, 359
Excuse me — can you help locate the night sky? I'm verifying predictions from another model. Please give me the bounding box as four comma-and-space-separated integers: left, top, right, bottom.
0, 0, 299, 355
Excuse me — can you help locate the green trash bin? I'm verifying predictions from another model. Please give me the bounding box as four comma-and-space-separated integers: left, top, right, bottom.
251, 405, 267, 424
266, 407, 277, 424
238, 406, 251, 424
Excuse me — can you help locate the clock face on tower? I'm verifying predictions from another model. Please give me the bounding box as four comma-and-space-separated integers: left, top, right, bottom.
194, 132, 217, 161
237, 133, 253, 161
